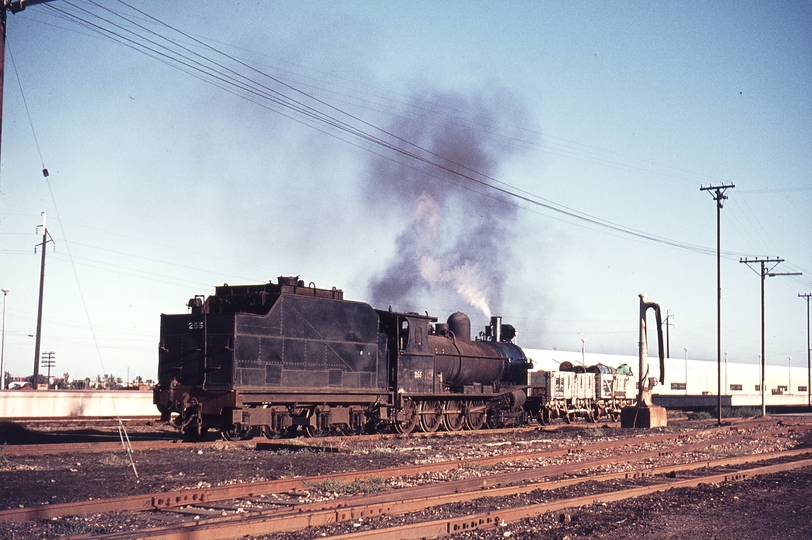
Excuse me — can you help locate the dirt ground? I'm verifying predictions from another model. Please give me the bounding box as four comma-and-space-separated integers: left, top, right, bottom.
1, 419, 811, 539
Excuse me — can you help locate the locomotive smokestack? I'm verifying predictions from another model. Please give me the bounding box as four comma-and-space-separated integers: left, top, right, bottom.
490, 316, 502, 342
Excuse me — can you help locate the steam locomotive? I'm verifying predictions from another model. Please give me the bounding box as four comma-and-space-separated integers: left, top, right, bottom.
154, 276, 534, 439
154, 276, 637, 439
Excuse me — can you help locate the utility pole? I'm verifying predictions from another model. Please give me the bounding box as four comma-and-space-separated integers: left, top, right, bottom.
32, 212, 53, 389
740, 257, 802, 416
40, 350, 54, 388
1, 287, 8, 390
662, 310, 674, 359
800, 293, 812, 408
701, 183, 734, 426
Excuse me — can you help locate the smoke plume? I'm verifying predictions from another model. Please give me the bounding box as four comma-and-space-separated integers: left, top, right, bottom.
365, 89, 535, 318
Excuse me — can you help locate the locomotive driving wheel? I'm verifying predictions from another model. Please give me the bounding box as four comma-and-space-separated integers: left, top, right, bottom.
419, 400, 443, 432
442, 400, 465, 432
464, 400, 487, 430
395, 398, 419, 434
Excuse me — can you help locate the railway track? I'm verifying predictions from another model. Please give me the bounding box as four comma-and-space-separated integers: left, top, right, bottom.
3, 415, 805, 457
2, 419, 808, 539
57, 441, 812, 539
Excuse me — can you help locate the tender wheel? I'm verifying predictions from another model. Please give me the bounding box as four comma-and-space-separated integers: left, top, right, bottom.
261, 426, 280, 439
222, 426, 251, 441
395, 398, 419, 434
541, 408, 551, 425
465, 400, 487, 430
303, 425, 330, 437
419, 400, 443, 433
442, 401, 465, 432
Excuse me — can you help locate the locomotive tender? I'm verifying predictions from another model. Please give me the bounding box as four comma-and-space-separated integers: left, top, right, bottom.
154, 276, 532, 439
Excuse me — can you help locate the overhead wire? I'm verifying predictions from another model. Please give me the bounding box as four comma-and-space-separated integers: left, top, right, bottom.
36, 0, 747, 259
5, 1, 806, 368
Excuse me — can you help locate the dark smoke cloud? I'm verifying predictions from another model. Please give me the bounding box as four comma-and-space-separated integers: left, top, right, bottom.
365, 88, 536, 317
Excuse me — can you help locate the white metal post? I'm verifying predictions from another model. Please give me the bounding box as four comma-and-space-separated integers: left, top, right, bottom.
0, 288, 8, 390
684, 348, 689, 395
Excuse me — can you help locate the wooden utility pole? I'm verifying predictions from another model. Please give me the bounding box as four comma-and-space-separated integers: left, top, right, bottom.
800, 293, 812, 408
740, 257, 802, 416
701, 183, 734, 426
32, 211, 53, 388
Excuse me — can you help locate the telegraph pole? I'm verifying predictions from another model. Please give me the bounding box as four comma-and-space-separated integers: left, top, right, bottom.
662, 310, 674, 359
740, 257, 802, 416
800, 293, 812, 408
41, 350, 54, 388
32, 211, 53, 389
701, 183, 734, 425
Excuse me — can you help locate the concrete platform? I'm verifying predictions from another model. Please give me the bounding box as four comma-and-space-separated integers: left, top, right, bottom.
620, 405, 668, 428
0, 390, 159, 419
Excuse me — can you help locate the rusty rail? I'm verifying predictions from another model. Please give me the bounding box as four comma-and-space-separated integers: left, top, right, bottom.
71, 448, 812, 539
1, 429, 698, 523
318, 456, 812, 539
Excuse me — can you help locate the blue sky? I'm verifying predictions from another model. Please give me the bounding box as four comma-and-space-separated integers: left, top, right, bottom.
0, 1, 809, 382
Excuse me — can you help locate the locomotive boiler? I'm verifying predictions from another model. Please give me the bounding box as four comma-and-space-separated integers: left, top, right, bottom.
154, 276, 532, 439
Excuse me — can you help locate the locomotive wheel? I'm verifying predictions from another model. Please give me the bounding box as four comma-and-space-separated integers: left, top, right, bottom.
260, 426, 281, 439
442, 401, 465, 432
464, 400, 487, 430
419, 400, 443, 433
222, 426, 251, 441
395, 398, 419, 434
303, 425, 330, 437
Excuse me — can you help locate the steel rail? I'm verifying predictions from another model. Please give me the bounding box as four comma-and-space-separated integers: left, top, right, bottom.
0, 439, 185, 456
0, 428, 728, 523
77, 448, 812, 539
319, 456, 812, 540
4, 415, 806, 456
4, 425, 778, 525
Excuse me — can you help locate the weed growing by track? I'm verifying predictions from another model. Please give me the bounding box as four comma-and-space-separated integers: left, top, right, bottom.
0, 444, 10, 471
306, 476, 391, 495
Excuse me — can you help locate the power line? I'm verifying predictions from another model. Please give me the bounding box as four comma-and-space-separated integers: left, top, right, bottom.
27, 1, 739, 257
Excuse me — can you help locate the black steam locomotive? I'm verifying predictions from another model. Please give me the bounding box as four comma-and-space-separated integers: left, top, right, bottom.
154, 276, 533, 439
